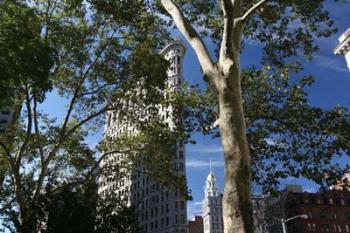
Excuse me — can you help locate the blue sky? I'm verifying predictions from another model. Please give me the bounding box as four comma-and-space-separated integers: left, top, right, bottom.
18, 1, 350, 222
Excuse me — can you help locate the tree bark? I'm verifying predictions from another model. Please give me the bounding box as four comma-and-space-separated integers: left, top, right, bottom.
216, 60, 252, 233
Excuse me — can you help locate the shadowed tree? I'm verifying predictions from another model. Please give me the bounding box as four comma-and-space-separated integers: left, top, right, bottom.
0, 1, 176, 232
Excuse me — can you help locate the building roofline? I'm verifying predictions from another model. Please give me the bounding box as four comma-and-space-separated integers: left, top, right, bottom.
334, 27, 350, 55
159, 40, 186, 56
334, 37, 350, 55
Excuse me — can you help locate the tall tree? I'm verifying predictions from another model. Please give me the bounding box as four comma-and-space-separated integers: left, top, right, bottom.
0, 1, 54, 109
157, 1, 349, 233
90, 1, 350, 233
0, 1, 177, 232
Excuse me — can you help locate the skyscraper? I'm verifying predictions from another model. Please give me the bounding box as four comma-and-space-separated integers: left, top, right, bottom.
202, 167, 224, 233
99, 40, 187, 233
334, 27, 350, 72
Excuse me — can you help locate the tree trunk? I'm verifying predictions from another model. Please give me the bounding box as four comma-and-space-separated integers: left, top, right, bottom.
217, 61, 252, 233
159, 1, 255, 232
17, 208, 36, 233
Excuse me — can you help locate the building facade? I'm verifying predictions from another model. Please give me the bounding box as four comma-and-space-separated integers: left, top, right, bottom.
0, 106, 14, 132
264, 185, 304, 233
98, 40, 187, 233
261, 184, 350, 233
202, 170, 224, 233
285, 189, 350, 233
334, 27, 350, 71
252, 195, 267, 233
188, 216, 204, 233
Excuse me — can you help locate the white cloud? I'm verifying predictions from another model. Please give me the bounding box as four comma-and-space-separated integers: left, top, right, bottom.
187, 144, 223, 154
314, 54, 349, 73
304, 187, 317, 193
187, 201, 203, 219
186, 159, 224, 169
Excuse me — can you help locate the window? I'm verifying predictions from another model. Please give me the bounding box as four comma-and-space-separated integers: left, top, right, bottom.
333, 212, 337, 219
345, 212, 350, 219
329, 198, 334, 205
341, 199, 345, 206
180, 201, 185, 210
179, 151, 184, 159
176, 56, 181, 64
179, 163, 184, 171
320, 211, 327, 219
308, 211, 313, 219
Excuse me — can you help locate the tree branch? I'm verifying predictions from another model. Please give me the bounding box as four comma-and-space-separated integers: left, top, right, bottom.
161, 0, 214, 75
239, 0, 267, 22
32, 32, 116, 201
16, 87, 32, 167
33, 97, 45, 166
0, 141, 14, 168
219, 0, 235, 64
48, 148, 136, 194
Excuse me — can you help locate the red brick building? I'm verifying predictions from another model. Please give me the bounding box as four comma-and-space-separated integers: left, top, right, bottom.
285, 190, 350, 233
188, 216, 204, 233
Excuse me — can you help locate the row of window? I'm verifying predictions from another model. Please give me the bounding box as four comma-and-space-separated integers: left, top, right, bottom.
204, 220, 224, 232
305, 210, 350, 220
0, 119, 8, 124
289, 195, 350, 206
307, 223, 350, 233
1, 110, 11, 115
141, 215, 186, 232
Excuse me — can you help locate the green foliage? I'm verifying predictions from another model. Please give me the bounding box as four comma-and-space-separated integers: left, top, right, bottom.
242, 65, 350, 191
0, 1, 55, 106
159, 0, 336, 64
95, 194, 141, 233
0, 1, 172, 232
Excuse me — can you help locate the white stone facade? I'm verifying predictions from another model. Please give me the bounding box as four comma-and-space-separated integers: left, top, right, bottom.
203, 171, 224, 233
99, 40, 187, 233
334, 27, 350, 72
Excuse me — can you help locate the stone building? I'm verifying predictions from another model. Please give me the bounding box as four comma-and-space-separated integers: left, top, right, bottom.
334, 27, 350, 71
202, 170, 224, 233
98, 40, 187, 233
0, 107, 14, 132
252, 195, 267, 233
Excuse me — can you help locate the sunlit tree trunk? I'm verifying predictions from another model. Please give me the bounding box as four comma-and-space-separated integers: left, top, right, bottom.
161, 0, 266, 232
